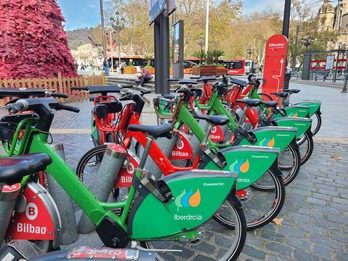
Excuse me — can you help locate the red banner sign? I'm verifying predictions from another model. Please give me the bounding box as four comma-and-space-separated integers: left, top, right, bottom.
262, 35, 288, 99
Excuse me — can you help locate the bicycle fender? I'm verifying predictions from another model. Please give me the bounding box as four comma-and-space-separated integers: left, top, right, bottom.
6, 182, 62, 249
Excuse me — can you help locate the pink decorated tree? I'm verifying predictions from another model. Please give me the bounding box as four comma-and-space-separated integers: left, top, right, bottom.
0, 0, 78, 79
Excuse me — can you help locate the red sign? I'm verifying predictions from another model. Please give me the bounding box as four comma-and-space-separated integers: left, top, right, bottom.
115, 152, 139, 188
170, 133, 193, 160
209, 126, 225, 142
262, 35, 288, 100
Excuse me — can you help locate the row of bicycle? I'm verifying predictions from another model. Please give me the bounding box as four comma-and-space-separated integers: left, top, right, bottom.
0, 74, 321, 260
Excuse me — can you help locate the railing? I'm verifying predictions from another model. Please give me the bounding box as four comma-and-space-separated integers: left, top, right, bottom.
0, 72, 105, 105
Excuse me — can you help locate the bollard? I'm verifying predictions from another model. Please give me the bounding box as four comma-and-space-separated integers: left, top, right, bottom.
78, 144, 126, 234
47, 144, 78, 245
0, 183, 21, 243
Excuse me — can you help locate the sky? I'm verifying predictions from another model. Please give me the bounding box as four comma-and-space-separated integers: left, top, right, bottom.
56, 0, 339, 31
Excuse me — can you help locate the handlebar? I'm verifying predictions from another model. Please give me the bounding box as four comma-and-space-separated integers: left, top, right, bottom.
5, 97, 80, 132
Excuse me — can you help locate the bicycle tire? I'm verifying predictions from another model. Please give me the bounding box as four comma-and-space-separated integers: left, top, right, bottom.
296, 130, 314, 165
76, 145, 107, 184
242, 164, 286, 230
310, 111, 322, 136
258, 92, 274, 102
141, 198, 247, 261
278, 143, 301, 186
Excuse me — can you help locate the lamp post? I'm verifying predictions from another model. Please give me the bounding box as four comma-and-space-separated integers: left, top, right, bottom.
99, 0, 107, 59
246, 47, 254, 60
339, 44, 348, 92
302, 35, 313, 53
111, 11, 125, 69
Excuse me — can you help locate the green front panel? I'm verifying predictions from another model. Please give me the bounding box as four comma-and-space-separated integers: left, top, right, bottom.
203, 146, 279, 190
238, 126, 297, 152
295, 102, 320, 117
274, 117, 312, 138
274, 106, 310, 119
130, 171, 235, 239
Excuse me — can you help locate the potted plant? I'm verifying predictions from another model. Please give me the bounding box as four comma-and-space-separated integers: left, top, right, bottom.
124, 65, 137, 74
191, 49, 225, 76
144, 54, 155, 74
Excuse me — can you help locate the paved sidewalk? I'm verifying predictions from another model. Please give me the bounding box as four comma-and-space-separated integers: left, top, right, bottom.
50, 79, 348, 260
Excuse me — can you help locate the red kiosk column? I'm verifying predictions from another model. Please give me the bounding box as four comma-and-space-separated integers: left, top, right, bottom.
261, 34, 288, 100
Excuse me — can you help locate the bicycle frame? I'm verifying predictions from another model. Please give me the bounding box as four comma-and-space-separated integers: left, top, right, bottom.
193, 86, 297, 152
155, 96, 281, 190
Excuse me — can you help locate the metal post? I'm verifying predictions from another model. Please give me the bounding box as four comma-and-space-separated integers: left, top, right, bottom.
342, 51, 348, 93
154, 18, 162, 93
292, 25, 300, 73
282, 0, 291, 39
205, 0, 209, 54
161, 13, 170, 94
333, 49, 340, 83
99, 0, 107, 59
111, 11, 125, 69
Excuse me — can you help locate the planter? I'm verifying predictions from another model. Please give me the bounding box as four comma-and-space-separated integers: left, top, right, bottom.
191, 67, 200, 75
191, 65, 226, 76
216, 66, 226, 76
124, 67, 137, 74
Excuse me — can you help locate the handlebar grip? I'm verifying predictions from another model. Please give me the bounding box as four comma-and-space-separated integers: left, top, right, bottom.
56, 104, 80, 113
51, 93, 69, 98
7, 99, 29, 113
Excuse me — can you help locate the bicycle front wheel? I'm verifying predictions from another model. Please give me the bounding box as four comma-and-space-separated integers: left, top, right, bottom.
241, 165, 286, 230
310, 111, 322, 136
278, 143, 301, 186
141, 198, 247, 261
296, 130, 314, 165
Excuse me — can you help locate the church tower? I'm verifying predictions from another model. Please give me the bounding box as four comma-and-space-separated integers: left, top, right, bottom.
318, 0, 335, 31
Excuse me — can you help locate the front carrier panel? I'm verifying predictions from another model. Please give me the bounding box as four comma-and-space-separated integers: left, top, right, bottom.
238, 126, 297, 151
203, 146, 279, 190
128, 170, 236, 239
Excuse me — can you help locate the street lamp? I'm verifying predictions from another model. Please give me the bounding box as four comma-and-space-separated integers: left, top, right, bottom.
301, 35, 313, 53
246, 47, 254, 59
111, 11, 125, 69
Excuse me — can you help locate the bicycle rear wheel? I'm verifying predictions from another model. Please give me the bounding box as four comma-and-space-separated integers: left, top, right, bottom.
141, 198, 246, 261
8, 240, 56, 260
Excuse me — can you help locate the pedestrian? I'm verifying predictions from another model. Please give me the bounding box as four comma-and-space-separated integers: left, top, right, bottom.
103, 59, 109, 76
120, 62, 125, 74
136, 66, 152, 87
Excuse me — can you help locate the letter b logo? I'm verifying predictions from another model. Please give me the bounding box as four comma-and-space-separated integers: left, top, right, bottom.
26, 202, 38, 220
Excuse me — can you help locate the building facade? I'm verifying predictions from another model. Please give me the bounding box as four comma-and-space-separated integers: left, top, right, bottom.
318, 0, 348, 48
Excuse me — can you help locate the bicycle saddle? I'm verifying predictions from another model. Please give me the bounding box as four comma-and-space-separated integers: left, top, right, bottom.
271, 92, 288, 98
0, 153, 52, 184
284, 89, 300, 94
128, 123, 173, 139
262, 101, 278, 108
236, 98, 263, 107
194, 114, 229, 126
